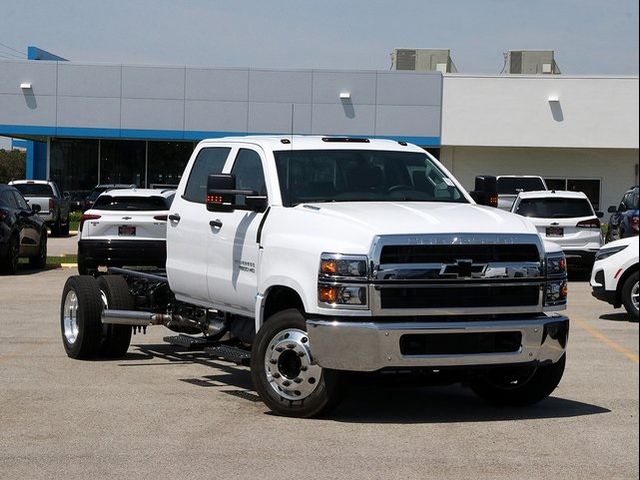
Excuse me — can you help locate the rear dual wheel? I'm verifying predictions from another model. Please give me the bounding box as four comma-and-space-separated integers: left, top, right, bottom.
61, 275, 132, 359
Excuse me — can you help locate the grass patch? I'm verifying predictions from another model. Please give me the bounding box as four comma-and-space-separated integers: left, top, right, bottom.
47, 255, 78, 265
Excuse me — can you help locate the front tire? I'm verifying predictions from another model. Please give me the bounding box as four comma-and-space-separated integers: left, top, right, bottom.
29, 229, 47, 269
621, 272, 639, 320
251, 308, 345, 417
471, 354, 566, 406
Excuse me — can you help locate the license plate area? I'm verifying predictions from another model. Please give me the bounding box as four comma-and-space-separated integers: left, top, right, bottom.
118, 225, 136, 236
546, 226, 564, 237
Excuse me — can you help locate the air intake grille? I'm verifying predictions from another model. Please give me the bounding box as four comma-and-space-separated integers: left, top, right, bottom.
380, 244, 540, 264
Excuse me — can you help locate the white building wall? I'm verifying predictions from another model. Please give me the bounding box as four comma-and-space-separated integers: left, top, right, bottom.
439, 146, 638, 212
441, 75, 639, 149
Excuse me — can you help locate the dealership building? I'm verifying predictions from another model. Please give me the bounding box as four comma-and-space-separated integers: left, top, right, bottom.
0, 47, 638, 211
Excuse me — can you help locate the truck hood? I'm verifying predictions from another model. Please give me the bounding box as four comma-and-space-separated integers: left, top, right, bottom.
296, 202, 538, 237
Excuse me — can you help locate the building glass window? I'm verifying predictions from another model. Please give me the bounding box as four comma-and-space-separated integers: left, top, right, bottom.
147, 141, 194, 188
543, 177, 601, 210
100, 140, 146, 187
50, 138, 99, 193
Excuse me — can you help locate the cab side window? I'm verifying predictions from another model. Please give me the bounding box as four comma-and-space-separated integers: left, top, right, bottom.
183, 147, 231, 203
231, 149, 266, 207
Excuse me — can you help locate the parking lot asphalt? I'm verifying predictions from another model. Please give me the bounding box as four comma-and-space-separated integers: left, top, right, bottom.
0, 268, 638, 480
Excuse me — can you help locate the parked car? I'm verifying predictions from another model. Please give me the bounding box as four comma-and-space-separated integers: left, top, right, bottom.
77, 188, 175, 274
496, 175, 548, 211
83, 184, 137, 211
9, 180, 71, 236
590, 236, 639, 320
606, 186, 639, 242
0, 184, 48, 274
511, 190, 603, 268
66, 190, 90, 212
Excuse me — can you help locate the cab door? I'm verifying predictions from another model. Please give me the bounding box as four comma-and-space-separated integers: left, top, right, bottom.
166, 146, 233, 304
206, 147, 268, 315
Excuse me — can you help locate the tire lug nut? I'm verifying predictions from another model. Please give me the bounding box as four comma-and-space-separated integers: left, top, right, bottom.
300, 366, 308, 371
275, 346, 284, 352
282, 380, 291, 387
272, 372, 281, 379
298, 351, 305, 357
294, 390, 301, 396
269, 359, 277, 364
287, 343, 295, 349
294, 378, 302, 384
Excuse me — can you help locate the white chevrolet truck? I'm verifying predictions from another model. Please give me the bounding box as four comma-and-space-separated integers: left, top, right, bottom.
60, 136, 569, 417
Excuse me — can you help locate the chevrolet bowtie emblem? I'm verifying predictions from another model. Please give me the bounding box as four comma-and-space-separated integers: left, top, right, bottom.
440, 259, 487, 279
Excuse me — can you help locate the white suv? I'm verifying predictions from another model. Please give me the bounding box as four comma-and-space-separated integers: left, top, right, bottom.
77, 189, 175, 274
511, 190, 603, 268
590, 236, 639, 319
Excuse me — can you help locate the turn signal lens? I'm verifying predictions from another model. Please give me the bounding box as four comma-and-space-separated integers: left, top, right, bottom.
320, 259, 337, 275
318, 286, 338, 303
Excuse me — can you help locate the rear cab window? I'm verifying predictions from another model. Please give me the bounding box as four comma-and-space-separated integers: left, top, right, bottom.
13, 183, 54, 197
515, 197, 594, 218
497, 177, 545, 195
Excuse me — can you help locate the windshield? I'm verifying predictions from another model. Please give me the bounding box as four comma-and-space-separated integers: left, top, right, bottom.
92, 195, 172, 211
13, 183, 54, 197
497, 177, 545, 195
274, 150, 466, 206
515, 198, 594, 218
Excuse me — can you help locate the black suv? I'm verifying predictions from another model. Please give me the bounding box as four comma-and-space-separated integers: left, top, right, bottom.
606, 186, 639, 242
0, 184, 48, 274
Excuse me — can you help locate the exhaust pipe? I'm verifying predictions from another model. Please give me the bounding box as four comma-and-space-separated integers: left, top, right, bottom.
101, 309, 228, 337
101, 310, 166, 326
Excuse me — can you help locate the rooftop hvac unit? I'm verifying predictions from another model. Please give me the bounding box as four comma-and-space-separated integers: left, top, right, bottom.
504, 50, 561, 75
391, 49, 458, 73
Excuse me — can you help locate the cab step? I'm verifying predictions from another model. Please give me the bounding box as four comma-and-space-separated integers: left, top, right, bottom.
163, 334, 215, 350
205, 345, 251, 366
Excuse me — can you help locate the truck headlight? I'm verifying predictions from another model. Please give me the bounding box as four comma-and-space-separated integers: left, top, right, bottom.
319, 253, 368, 279
546, 253, 567, 277
318, 253, 369, 309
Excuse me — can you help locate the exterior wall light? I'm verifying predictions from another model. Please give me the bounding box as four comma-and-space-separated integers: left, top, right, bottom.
20, 83, 32, 90
547, 95, 559, 102
339, 92, 351, 100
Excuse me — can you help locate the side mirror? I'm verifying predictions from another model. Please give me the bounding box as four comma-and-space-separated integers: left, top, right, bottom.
470, 175, 498, 208
206, 174, 266, 212
607, 205, 617, 213
31, 204, 41, 214
596, 211, 604, 218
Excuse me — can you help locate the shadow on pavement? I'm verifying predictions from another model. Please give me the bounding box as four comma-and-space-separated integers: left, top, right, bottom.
120, 343, 610, 424
599, 312, 635, 323
330, 385, 610, 424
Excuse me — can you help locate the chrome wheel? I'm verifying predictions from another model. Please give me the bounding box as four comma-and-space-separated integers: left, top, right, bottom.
63, 290, 79, 344
264, 328, 322, 401
632, 281, 639, 312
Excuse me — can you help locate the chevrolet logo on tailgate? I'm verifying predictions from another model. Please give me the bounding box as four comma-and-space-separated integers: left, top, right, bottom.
440, 259, 487, 279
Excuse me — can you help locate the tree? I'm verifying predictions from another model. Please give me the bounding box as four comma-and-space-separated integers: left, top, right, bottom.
0, 149, 26, 183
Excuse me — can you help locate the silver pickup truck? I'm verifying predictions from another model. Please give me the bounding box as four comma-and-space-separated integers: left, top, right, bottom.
10, 180, 70, 236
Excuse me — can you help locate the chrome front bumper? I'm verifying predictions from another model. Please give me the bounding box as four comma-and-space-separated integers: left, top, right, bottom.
306, 315, 568, 372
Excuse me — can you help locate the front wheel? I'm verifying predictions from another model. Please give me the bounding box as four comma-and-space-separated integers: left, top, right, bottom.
471, 354, 566, 406
621, 272, 639, 320
251, 309, 345, 417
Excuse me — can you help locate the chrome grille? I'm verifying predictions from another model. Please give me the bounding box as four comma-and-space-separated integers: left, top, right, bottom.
370, 234, 545, 315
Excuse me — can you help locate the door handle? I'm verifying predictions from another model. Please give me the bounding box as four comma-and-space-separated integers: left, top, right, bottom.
168, 213, 181, 223
209, 219, 223, 229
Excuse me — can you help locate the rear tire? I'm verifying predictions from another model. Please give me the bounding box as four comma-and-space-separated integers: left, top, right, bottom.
1, 234, 20, 275
251, 308, 345, 418
29, 229, 47, 269
61, 276, 104, 359
97, 275, 133, 358
471, 354, 566, 406
621, 272, 639, 321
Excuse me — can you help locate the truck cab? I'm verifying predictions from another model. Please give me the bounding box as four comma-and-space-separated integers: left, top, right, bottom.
61, 136, 570, 418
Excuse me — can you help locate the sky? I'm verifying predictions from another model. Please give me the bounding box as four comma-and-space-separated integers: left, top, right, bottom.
1, 0, 639, 148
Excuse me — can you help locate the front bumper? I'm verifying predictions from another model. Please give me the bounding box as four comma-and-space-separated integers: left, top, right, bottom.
306, 314, 568, 372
